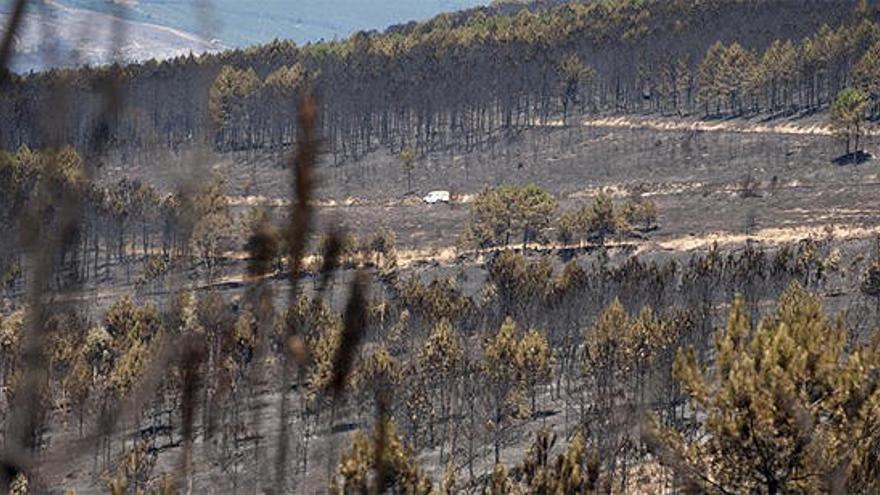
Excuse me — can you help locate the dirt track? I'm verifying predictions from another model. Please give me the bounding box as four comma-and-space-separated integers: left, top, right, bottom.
576, 114, 842, 136
90, 112, 880, 280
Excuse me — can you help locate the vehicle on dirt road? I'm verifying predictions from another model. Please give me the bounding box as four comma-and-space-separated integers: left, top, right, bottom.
423, 190, 451, 204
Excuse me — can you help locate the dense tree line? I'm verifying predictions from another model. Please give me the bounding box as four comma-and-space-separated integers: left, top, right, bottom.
461, 184, 658, 249
0, 0, 872, 160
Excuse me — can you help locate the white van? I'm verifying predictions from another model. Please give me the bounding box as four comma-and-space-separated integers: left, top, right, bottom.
422, 190, 451, 204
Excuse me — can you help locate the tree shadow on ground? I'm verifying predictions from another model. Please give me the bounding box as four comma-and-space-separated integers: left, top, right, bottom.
833, 151, 873, 166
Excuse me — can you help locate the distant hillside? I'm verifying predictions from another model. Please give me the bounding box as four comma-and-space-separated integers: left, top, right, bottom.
0, 0, 875, 157
1, 0, 218, 73
1, 0, 488, 72
58, 0, 489, 45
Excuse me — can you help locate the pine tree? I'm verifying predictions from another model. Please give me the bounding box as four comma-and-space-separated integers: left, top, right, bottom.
354, 344, 401, 404
65, 349, 92, 435
586, 192, 622, 246
760, 40, 799, 110
830, 87, 869, 156
516, 328, 553, 416
621, 198, 658, 232
483, 317, 526, 464
557, 53, 596, 123
331, 419, 432, 494
517, 184, 558, 248
306, 318, 344, 402
861, 255, 880, 323
367, 226, 396, 268
698, 42, 726, 114
521, 430, 600, 494
208, 66, 261, 148
485, 463, 516, 495
417, 319, 463, 457
400, 147, 417, 193
717, 42, 758, 114
0, 309, 23, 389
556, 207, 587, 245
650, 283, 880, 494
854, 41, 880, 115
583, 298, 630, 436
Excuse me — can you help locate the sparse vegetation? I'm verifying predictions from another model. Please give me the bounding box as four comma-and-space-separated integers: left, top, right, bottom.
3, 0, 880, 493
